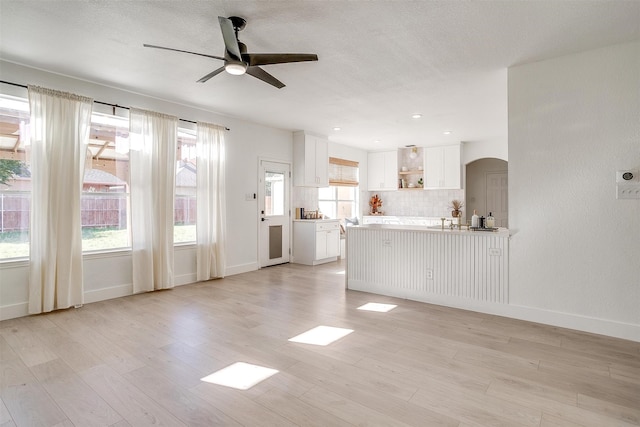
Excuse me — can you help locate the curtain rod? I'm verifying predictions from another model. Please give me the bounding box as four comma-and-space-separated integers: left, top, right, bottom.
0, 79, 230, 131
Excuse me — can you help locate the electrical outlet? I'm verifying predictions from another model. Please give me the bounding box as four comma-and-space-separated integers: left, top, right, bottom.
426, 269, 433, 280
489, 248, 502, 256
617, 184, 640, 199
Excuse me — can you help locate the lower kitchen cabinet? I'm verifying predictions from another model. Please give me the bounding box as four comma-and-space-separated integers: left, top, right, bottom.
293, 220, 341, 265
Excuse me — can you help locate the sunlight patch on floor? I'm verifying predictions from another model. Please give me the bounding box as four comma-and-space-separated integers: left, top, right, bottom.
357, 302, 397, 312
200, 362, 278, 390
288, 325, 354, 346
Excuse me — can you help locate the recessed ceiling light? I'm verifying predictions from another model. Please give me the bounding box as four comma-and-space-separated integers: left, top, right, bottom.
374, 140, 381, 144
333, 127, 341, 131
443, 130, 452, 135
411, 114, 422, 119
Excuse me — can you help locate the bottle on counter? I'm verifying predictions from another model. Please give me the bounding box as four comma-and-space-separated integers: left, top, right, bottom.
486, 212, 495, 229
478, 215, 485, 229
471, 210, 479, 228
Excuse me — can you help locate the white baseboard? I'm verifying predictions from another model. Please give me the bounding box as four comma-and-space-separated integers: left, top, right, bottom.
0, 302, 29, 321
500, 304, 640, 343
225, 262, 259, 277
348, 280, 640, 343
1, 284, 134, 321
84, 283, 133, 304
0, 266, 245, 321
175, 273, 197, 286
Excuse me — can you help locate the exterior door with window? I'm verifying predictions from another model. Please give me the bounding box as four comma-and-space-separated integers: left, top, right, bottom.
258, 160, 290, 267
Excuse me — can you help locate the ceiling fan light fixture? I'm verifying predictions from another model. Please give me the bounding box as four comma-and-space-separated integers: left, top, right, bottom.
225, 62, 248, 75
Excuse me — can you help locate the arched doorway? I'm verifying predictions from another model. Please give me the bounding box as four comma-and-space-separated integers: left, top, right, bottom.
465, 158, 508, 227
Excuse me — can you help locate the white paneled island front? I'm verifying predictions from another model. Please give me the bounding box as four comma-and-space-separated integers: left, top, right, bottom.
346, 224, 510, 314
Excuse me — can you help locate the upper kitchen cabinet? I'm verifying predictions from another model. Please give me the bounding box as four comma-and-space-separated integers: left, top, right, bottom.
368, 150, 398, 191
424, 144, 462, 189
293, 131, 329, 187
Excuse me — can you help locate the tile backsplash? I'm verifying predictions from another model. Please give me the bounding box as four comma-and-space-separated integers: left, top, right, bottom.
369, 190, 465, 218
293, 186, 465, 220
292, 186, 321, 212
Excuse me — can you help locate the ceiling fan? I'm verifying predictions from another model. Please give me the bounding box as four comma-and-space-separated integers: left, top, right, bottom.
144, 16, 318, 89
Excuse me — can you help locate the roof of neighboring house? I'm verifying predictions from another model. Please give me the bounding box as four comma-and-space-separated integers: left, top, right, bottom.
84, 168, 125, 185
176, 163, 196, 187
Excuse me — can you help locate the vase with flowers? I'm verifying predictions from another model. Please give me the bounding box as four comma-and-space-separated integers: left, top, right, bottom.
369, 194, 383, 215
449, 199, 464, 218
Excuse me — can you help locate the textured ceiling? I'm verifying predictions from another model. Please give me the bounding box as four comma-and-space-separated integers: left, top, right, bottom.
1, 1, 639, 150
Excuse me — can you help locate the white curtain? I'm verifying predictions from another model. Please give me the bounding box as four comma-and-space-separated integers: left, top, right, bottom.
129, 108, 177, 293
196, 122, 227, 280
28, 86, 93, 314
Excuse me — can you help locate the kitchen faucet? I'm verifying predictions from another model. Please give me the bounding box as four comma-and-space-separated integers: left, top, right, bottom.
445, 215, 465, 230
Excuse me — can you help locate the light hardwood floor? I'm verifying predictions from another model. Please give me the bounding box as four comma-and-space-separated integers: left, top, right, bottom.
1, 261, 639, 426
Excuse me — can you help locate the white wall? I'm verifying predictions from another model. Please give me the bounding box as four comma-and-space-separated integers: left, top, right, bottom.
0, 61, 293, 318
462, 68, 508, 165
508, 41, 640, 341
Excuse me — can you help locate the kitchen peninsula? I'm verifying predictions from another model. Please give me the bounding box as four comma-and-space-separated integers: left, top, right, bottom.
346, 224, 510, 314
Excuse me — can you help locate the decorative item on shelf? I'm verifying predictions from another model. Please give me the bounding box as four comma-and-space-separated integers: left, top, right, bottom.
449, 199, 464, 218
369, 194, 383, 215
417, 177, 423, 188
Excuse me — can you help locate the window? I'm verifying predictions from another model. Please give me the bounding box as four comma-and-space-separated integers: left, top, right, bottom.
174, 127, 197, 244
81, 109, 131, 252
0, 94, 31, 260
0, 90, 201, 259
318, 157, 359, 223
318, 186, 357, 221
265, 171, 285, 216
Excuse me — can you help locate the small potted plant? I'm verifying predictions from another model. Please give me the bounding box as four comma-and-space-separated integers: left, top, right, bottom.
449, 199, 464, 218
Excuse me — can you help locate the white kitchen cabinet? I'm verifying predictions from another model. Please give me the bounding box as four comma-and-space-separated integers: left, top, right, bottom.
367, 150, 398, 191
425, 144, 461, 189
293, 220, 340, 265
293, 131, 329, 187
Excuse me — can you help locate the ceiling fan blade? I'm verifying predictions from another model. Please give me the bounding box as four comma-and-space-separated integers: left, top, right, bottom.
143, 44, 225, 61
197, 66, 225, 83
246, 66, 285, 89
244, 53, 318, 67
218, 16, 242, 60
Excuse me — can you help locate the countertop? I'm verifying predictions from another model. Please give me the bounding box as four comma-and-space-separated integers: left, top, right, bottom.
293, 218, 340, 223
352, 223, 510, 237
